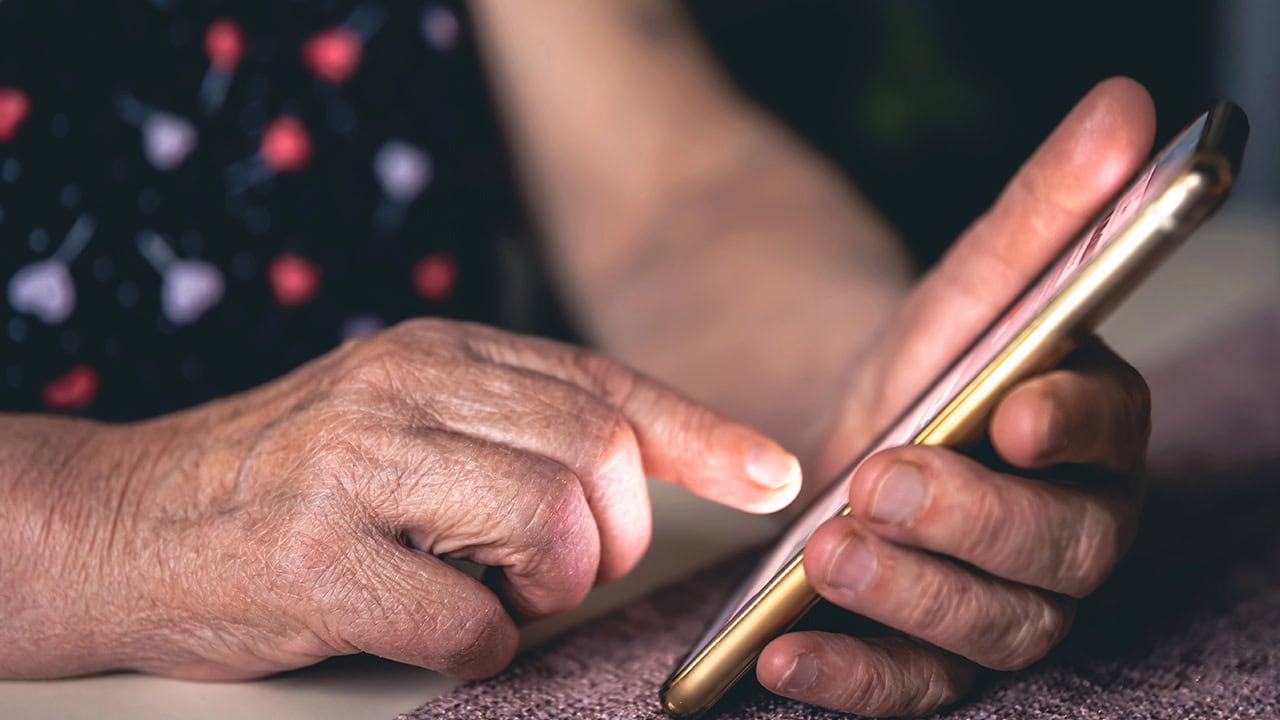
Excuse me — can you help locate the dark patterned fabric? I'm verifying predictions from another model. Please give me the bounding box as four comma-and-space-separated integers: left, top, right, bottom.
0, 0, 1218, 424
0, 0, 563, 421
405, 308, 1280, 719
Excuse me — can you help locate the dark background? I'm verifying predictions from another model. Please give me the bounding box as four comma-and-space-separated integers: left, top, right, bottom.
4, 0, 1265, 421
689, 0, 1219, 267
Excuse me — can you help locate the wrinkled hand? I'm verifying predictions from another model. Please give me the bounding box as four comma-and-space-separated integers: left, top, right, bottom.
9, 320, 800, 680
756, 78, 1156, 716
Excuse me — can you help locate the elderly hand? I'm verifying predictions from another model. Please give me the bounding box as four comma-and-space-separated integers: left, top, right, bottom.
2, 319, 800, 680
755, 78, 1156, 716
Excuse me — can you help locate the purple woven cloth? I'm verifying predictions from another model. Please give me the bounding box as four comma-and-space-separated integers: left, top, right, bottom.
402, 308, 1280, 719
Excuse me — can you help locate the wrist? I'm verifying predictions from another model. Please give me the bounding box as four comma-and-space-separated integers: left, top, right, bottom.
0, 418, 167, 677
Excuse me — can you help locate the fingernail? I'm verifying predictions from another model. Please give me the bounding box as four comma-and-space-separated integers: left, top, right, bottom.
825, 534, 878, 592
870, 463, 926, 525
746, 444, 801, 491
1042, 396, 1070, 457
778, 652, 818, 693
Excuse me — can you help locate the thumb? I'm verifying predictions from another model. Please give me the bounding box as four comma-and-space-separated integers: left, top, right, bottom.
908, 77, 1156, 359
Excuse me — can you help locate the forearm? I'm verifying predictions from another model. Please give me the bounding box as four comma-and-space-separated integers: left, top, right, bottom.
470, 0, 752, 296
0, 415, 151, 676
472, 0, 911, 464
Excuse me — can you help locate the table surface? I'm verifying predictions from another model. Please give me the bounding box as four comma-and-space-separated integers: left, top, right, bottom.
1, 208, 1276, 720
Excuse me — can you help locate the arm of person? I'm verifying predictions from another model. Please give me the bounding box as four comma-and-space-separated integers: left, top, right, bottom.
0, 322, 800, 679
470, 0, 912, 470
472, 3, 1156, 716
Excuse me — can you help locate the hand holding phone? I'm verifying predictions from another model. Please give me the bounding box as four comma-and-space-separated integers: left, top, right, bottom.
662, 81, 1248, 717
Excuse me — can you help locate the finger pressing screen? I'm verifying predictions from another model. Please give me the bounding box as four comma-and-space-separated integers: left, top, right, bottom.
457, 325, 803, 513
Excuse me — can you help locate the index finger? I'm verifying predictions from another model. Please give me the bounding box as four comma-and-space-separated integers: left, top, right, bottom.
460, 324, 802, 514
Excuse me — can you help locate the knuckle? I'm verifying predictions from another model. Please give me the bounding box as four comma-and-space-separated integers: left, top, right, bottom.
271, 508, 368, 611
333, 342, 406, 396
519, 462, 598, 590
827, 646, 930, 716
954, 478, 1017, 569
523, 461, 584, 542
915, 658, 969, 714
349, 430, 430, 510
993, 596, 1073, 671
674, 402, 722, 451
901, 571, 968, 643
438, 596, 512, 675
303, 426, 385, 493
589, 414, 649, 576
570, 348, 637, 408
454, 322, 530, 365
332, 319, 461, 397
603, 412, 641, 464
386, 316, 449, 342
579, 403, 638, 473
826, 652, 895, 712
1057, 498, 1127, 597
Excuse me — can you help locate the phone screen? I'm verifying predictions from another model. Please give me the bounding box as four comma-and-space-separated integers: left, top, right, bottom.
686, 111, 1210, 657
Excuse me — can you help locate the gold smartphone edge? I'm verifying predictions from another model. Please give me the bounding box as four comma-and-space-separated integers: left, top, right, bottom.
661, 134, 1238, 718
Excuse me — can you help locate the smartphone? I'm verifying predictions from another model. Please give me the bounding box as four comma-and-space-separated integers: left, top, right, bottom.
660, 100, 1249, 718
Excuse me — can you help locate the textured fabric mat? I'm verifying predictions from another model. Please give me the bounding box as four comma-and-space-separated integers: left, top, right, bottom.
403, 308, 1280, 719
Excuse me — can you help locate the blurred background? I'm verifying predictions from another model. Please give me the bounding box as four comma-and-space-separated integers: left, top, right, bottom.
680, 0, 1280, 611
1, 2, 1276, 719
2, 0, 1275, 420
689, 0, 1277, 266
